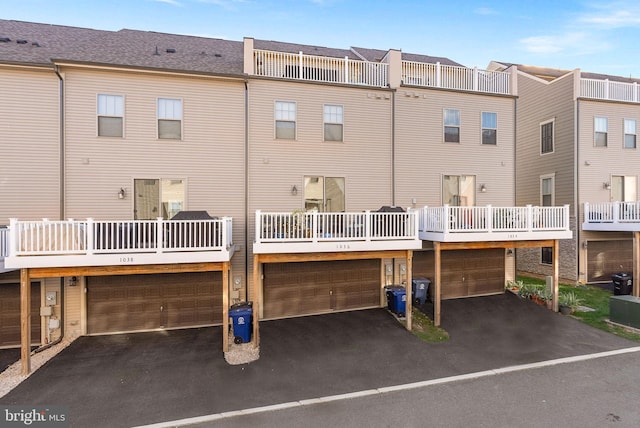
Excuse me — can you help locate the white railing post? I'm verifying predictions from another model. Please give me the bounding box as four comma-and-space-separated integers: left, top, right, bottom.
156, 217, 163, 253
344, 56, 349, 84
443, 204, 450, 232
473, 67, 478, 92
564, 204, 570, 230
436, 62, 441, 87
298, 51, 303, 80
86, 218, 94, 255
584, 203, 590, 222
255, 210, 262, 243
526, 205, 533, 231
604, 79, 610, 100
221, 217, 229, 251
312, 211, 318, 242
635, 82, 639, 103
365, 210, 371, 241
486, 205, 492, 233
613, 202, 620, 222
8, 218, 17, 257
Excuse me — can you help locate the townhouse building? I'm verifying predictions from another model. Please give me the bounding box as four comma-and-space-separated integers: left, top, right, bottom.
0, 20, 571, 372
490, 62, 640, 288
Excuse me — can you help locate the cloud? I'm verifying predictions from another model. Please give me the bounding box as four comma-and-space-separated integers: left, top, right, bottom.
152, 0, 182, 5
578, 2, 640, 28
474, 7, 497, 16
520, 32, 610, 56
196, 0, 249, 7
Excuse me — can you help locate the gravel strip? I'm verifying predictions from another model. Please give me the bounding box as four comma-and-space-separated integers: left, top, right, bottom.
224, 339, 260, 365
0, 338, 75, 398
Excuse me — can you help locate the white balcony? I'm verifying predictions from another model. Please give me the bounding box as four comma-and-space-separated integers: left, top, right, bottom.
0, 226, 9, 273
581, 78, 640, 104
253, 49, 389, 88
253, 210, 422, 254
5, 217, 235, 269
402, 61, 512, 95
583, 202, 640, 231
415, 205, 572, 242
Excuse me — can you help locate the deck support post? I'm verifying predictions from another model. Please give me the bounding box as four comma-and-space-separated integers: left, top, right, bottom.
20, 268, 31, 375
405, 250, 413, 331
434, 242, 442, 326
222, 262, 229, 353
552, 240, 559, 312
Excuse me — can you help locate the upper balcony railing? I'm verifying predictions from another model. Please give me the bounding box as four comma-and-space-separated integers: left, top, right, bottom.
5, 217, 235, 269
415, 205, 572, 242
0, 226, 8, 272
580, 78, 640, 103
253, 210, 422, 254
253, 49, 389, 88
402, 61, 512, 95
583, 202, 640, 231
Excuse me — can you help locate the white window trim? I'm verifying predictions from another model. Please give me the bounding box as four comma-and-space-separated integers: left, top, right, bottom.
157, 97, 183, 140
540, 173, 555, 206
594, 116, 608, 147
323, 104, 344, 142
443, 108, 461, 143
274, 100, 297, 140
481, 111, 497, 145
97, 94, 125, 138
540, 118, 555, 155
623, 118, 637, 149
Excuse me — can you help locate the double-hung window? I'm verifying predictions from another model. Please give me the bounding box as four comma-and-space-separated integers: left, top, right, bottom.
541, 119, 554, 154
594, 117, 608, 147
323, 104, 343, 142
444, 109, 460, 143
624, 119, 637, 149
97, 94, 124, 137
158, 98, 182, 140
481, 112, 497, 145
275, 101, 296, 140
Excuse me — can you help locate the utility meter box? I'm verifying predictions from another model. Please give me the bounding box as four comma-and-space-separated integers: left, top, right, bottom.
46, 291, 57, 306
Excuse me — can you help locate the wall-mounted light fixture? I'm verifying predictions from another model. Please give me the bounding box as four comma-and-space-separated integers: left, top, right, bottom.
480, 184, 487, 193
582, 241, 588, 249
68, 276, 77, 287
291, 185, 298, 196
506, 248, 514, 256
603, 182, 611, 190
118, 188, 126, 199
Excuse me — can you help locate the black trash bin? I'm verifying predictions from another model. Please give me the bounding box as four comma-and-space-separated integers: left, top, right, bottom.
229, 302, 253, 344
411, 277, 431, 305
612, 273, 633, 295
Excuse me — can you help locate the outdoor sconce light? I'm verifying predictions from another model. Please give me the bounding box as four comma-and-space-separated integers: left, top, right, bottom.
480, 184, 487, 193
291, 185, 298, 196
506, 248, 514, 256
583, 241, 588, 249
603, 182, 611, 190
118, 188, 126, 199
68, 276, 77, 287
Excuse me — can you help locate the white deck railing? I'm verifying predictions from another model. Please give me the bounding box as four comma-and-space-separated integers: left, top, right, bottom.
416, 205, 570, 235
253, 49, 389, 87
255, 210, 418, 243
0, 227, 8, 258
581, 78, 640, 103
402, 61, 512, 95
8, 217, 233, 257
584, 202, 640, 223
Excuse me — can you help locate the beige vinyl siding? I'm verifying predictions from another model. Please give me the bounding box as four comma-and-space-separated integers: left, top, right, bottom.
515, 72, 575, 210
395, 89, 516, 208
578, 99, 640, 205
0, 66, 60, 224
62, 68, 248, 296
64, 277, 84, 338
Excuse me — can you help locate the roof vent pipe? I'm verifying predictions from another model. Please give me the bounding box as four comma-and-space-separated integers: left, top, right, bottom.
166, 48, 176, 53
154, 46, 160, 55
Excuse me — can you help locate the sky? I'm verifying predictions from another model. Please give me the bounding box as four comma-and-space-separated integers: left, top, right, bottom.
2, 0, 640, 77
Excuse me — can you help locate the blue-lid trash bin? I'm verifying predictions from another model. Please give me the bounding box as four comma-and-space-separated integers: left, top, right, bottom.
385, 286, 406, 317
229, 302, 253, 344
412, 277, 431, 305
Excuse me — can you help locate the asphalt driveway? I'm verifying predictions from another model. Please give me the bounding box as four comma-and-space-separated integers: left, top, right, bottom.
0, 292, 635, 427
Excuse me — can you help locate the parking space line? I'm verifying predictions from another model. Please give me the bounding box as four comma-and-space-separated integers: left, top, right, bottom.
132, 346, 640, 428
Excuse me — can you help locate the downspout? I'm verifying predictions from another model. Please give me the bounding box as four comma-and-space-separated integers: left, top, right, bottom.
244, 79, 249, 302
54, 65, 65, 221
575, 97, 581, 282
391, 90, 396, 205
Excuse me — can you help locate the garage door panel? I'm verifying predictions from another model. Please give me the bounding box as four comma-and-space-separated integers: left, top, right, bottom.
0, 282, 41, 347
263, 259, 379, 319
88, 272, 222, 334
587, 240, 633, 282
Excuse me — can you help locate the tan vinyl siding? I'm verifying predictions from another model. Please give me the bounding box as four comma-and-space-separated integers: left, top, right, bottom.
62, 68, 248, 296
578, 99, 640, 205
515, 72, 575, 210
247, 79, 393, 216
64, 277, 84, 338
395, 89, 516, 208
0, 66, 60, 224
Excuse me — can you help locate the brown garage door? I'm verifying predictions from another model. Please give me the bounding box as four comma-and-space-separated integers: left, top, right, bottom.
0, 282, 41, 347
413, 249, 505, 299
587, 240, 633, 283
87, 272, 222, 334
263, 259, 380, 319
